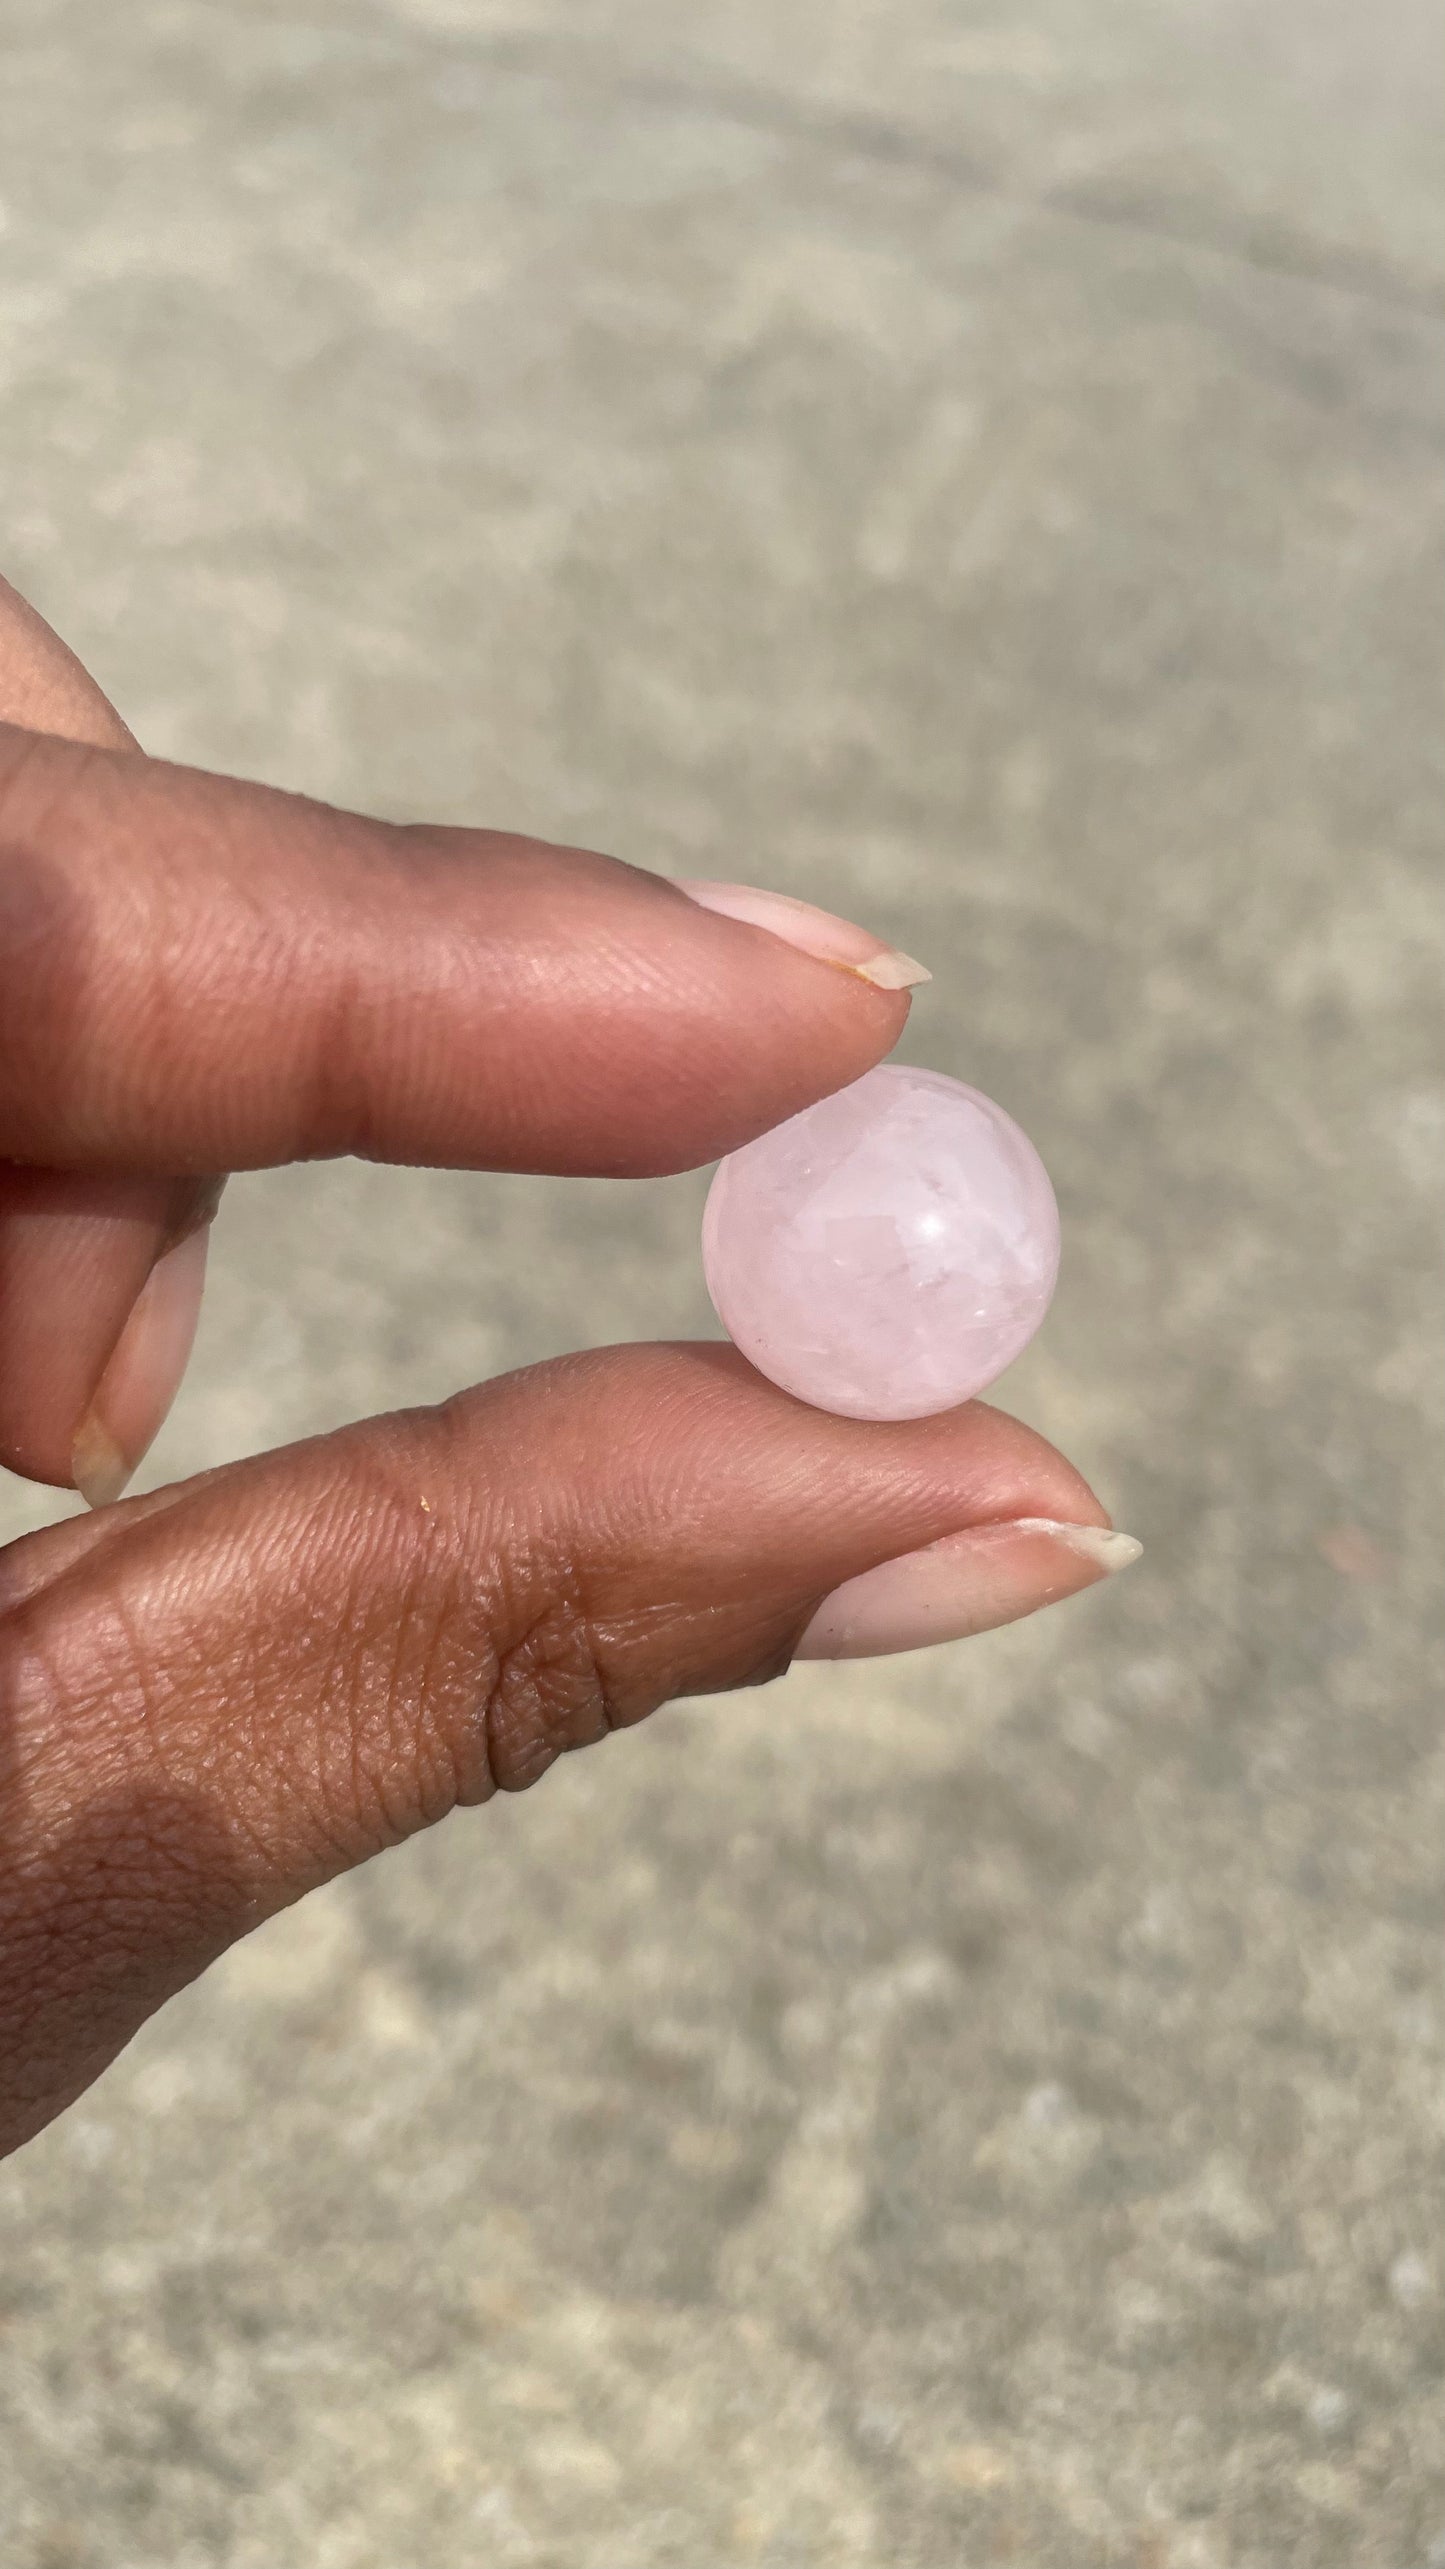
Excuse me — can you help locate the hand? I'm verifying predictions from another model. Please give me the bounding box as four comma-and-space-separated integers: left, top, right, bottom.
0, 580, 1134, 2157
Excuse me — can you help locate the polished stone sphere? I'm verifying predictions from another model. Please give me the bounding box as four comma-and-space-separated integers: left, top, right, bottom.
702, 1064, 1060, 1420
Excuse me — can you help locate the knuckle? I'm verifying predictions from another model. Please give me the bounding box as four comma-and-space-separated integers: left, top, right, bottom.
346, 1409, 657, 1811
482, 1583, 628, 1794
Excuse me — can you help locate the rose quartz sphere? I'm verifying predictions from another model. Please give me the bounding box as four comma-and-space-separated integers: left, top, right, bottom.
702, 1064, 1060, 1421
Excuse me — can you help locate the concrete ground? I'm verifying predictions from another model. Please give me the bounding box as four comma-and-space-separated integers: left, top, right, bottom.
2, 1, 1443, 2560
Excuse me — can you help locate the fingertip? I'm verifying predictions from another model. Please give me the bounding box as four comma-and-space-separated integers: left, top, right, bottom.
70, 1222, 210, 1505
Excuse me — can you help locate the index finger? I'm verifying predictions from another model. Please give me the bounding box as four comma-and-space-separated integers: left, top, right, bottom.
0, 724, 923, 1178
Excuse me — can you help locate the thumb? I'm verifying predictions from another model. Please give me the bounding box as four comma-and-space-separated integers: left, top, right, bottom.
0, 1346, 1135, 2153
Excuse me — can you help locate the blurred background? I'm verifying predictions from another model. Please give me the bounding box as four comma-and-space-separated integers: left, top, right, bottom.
1, 1, 1443, 2561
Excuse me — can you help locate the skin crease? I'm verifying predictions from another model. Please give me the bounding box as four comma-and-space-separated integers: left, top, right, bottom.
0, 580, 1120, 2157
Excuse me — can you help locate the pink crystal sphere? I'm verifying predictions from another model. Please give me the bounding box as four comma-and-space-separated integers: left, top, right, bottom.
702, 1064, 1060, 1420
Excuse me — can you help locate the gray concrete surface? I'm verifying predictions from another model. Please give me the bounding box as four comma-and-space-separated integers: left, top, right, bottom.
2, 1, 1444, 2560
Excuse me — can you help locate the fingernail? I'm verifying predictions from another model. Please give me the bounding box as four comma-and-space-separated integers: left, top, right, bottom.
678, 880, 931, 991
795, 1517, 1142, 1660
71, 1224, 210, 1508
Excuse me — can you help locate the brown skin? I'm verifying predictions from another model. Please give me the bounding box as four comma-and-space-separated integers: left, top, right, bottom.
0, 582, 1105, 2157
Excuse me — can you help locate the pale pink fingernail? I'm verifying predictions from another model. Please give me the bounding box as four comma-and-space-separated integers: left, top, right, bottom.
678, 880, 931, 991
71, 1224, 210, 1508
795, 1517, 1142, 1660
